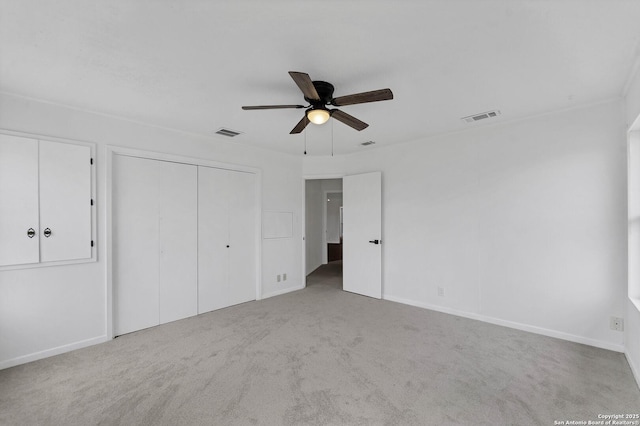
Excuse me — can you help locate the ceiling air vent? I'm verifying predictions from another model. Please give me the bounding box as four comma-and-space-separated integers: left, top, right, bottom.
461, 110, 501, 123
215, 128, 243, 137
360, 141, 376, 146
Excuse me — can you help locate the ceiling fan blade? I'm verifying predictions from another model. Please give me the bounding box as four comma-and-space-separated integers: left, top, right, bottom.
331, 88, 393, 106
242, 104, 306, 110
289, 71, 320, 101
290, 116, 310, 134
331, 109, 369, 131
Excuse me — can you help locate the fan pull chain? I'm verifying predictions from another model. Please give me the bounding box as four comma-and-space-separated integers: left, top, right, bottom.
331, 118, 334, 157
304, 123, 307, 155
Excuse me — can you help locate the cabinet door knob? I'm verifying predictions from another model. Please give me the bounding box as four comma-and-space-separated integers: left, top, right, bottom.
226, 245, 230, 248
43, 228, 52, 238
27, 228, 35, 238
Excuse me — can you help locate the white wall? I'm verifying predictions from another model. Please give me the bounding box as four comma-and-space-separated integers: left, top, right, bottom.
305, 180, 323, 275
326, 193, 343, 244
320, 179, 343, 193
627, 60, 640, 128
0, 93, 303, 368
305, 100, 628, 351
321, 180, 343, 248
626, 61, 640, 386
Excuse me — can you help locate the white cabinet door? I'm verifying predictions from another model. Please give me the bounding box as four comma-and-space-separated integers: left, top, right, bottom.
198, 167, 256, 313
159, 161, 198, 324
198, 166, 230, 313
39, 140, 92, 262
0, 134, 93, 268
113, 155, 161, 335
228, 171, 256, 306
0, 134, 40, 266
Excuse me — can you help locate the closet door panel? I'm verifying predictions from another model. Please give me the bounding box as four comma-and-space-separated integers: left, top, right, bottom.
0, 134, 40, 266
113, 155, 160, 335
228, 171, 257, 306
197, 166, 230, 313
39, 140, 92, 262
159, 162, 198, 324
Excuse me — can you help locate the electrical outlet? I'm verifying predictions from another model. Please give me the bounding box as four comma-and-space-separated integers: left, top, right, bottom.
610, 316, 624, 332
283, 273, 287, 281
437, 287, 445, 297
277, 274, 281, 282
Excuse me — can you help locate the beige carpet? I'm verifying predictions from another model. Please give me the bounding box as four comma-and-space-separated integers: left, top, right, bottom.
1, 261, 639, 425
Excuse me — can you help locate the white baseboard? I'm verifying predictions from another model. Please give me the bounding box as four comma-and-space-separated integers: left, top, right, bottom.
2, 284, 305, 370
383, 294, 625, 353
261, 284, 305, 299
3, 295, 627, 371
0, 335, 109, 370
626, 350, 640, 391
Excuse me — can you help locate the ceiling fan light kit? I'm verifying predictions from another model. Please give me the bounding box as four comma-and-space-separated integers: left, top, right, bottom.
242, 71, 393, 134
306, 108, 330, 125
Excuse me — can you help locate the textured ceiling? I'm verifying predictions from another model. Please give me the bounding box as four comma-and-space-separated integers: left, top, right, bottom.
2, 1, 640, 155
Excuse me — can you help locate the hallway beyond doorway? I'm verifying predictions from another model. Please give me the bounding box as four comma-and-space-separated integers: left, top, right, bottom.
307, 260, 342, 290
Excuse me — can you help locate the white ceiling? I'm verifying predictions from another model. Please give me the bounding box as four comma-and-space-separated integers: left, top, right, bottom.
2, 1, 640, 156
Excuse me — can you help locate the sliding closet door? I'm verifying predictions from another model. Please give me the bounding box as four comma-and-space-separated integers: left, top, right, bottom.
114, 155, 198, 335
227, 171, 256, 306
113, 155, 161, 335
198, 167, 256, 313
158, 162, 198, 324
198, 166, 230, 313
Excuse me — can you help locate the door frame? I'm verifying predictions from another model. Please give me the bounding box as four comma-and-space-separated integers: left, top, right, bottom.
302, 174, 344, 287
106, 146, 262, 339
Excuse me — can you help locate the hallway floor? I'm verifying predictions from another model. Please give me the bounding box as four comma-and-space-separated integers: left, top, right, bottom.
306, 260, 342, 290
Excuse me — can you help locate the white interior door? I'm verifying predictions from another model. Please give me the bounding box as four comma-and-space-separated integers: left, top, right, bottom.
159, 161, 198, 324
198, 166, 230, 313
113, 155, 160, 335
39, 140, 92, 262
343, 171, 382, 299
0, 134, 40, 266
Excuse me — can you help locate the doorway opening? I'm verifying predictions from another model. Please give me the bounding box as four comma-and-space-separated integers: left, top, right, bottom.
304, 178, 343, 290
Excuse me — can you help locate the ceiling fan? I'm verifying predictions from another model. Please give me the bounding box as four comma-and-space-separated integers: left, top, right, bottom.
242, 71, 393, 134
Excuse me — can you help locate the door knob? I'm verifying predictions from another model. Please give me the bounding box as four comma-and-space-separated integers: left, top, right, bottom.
27, 228, 35, 238
44, 228, 52, 238
368, 239, 380, 245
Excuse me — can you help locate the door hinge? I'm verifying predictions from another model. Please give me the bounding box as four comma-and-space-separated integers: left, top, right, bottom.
90, 199, 94, 206
90, 158, 94, 165
91, 240, 94, 247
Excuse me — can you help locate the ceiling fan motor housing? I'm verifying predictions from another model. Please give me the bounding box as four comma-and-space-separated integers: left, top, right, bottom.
306, 81, 335, 106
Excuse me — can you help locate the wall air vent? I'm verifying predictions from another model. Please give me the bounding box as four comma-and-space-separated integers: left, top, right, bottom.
215, 128, 243, 137
461, 110, 501, 123
360, 141, 376, 146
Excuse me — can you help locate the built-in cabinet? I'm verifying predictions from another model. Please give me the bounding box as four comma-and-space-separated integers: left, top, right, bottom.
113, 153, 257, 336
0, 133, 93, 268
